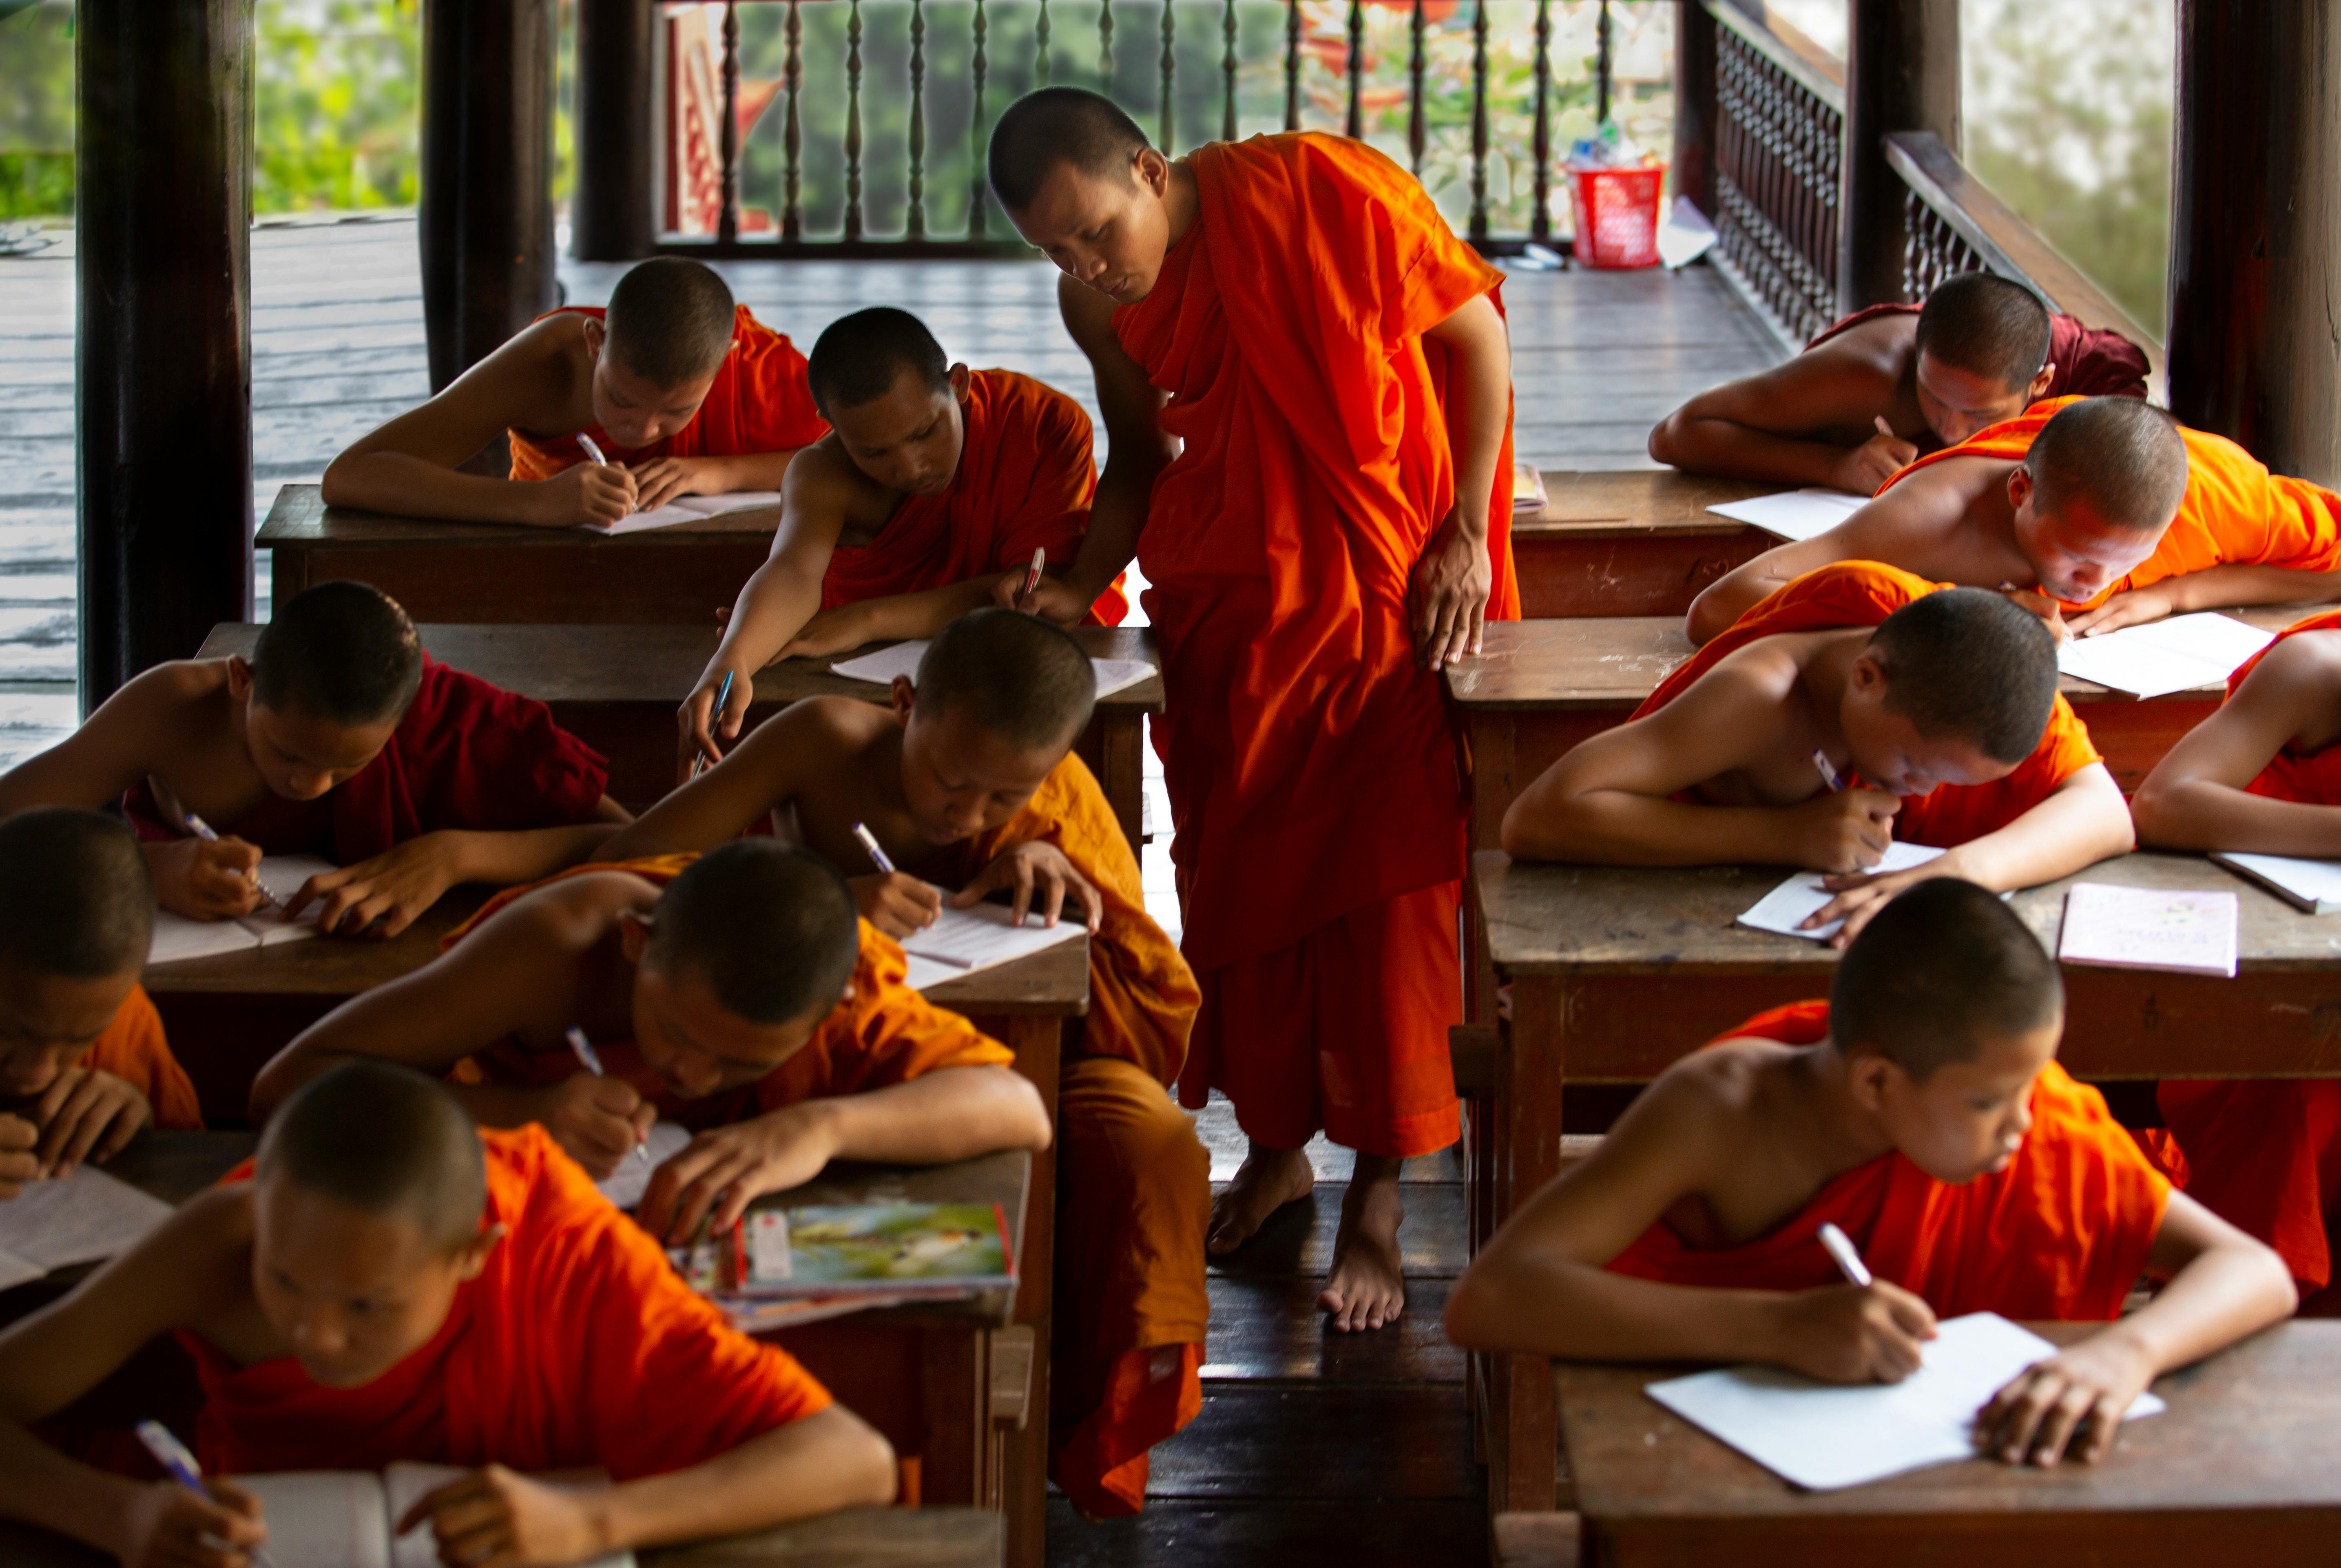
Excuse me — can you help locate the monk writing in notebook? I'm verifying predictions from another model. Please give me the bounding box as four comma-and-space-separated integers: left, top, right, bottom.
610, 609, 1206, 1516
1445, 880, 2294, 1467
0, 1062, 893, 1567
2130, 610, 2341, 1306
0, 582, 624, 938
1650, 272, 2149, 493
1503, 571, 2132, 944
988, 89, 1516, 1332
1689, 394, 2341, 643
323, 257, 827, 528
679, 309, 1127, 775
0, 809, 202, 1201
250, 840, 1051, 1244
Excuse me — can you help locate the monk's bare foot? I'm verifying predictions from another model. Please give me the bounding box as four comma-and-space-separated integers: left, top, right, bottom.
1207, 1140, 1314, 1255
1319, 1154, 1406, 1333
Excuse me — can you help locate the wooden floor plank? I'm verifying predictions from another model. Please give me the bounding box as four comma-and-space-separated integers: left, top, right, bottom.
1204, 1181, 1469, 1280
1144, 1384, 1479, 1501
1046, 1499, 1489, 1568
1203, 1274, 1467, 1384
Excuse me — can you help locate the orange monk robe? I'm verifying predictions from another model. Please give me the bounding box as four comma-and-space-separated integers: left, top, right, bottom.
185, 1124, 829, 1477
1115, 131, 1514, 1159
1878, 394, 2341, 611
2152, 608, 2341, 1292
1609, 1002, 2169, 1320
917, 753, 1205, 1516
507, 305, 831, 481
1636, 561, 2105, 846
820, 369, 1130, 627
77, 984, 202, 1131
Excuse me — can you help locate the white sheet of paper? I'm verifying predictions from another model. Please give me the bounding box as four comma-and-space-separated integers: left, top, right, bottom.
0, 1249, 44, 1290
582, 489, 783, 537
1644, 1311, 2165, 1492
146, 855, 335, 964
0, 1164, 173, 1272
240, 1472, 394, 1568
2058, 882, 2239, 978
900, 896, 1086, 992
830, 639, 1155, 699
2210, 850, 2341, 914
593, 1120, 697, 1213
1734, 843, 1945, 942
381, 1465, 633, 1568
2056, 612, 2277, 699
1705, 489, 1869, 542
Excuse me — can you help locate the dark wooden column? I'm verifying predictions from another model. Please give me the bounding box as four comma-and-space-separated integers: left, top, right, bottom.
2169, 1, 2341, 487
76, 0, 254, 712
420, 0, 560, 393
1838, 0, 1960, 312
574, 0, 657, 260
1671, 0, 1719, 221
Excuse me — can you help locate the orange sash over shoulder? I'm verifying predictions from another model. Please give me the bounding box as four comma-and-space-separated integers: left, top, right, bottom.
1879, 395, 2341, 609
821, 369, 1128, 626
508, 305, 830, 480
186, 1125, 829, 1478
1609, 1002, 2169, 1320
86, 985, 201, 1131
1633, 561, 2102, 845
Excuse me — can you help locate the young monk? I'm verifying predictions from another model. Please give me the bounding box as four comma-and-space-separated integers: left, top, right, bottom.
986, 88, 1516, 1333
1650, 271, 2149, 493
0, 809, 202, 1201
1444, 880, 2295, 1468
249, 840, 1053, 1246
608, 608, 1206, 1517
0, 1060, 893, 1567
2129, 609, 2341, 1303
1688, 394, 2341, 644
0, 581, 625, 938
322, 257, 828, 528
1502, 568, 2133, 944
679, 309, 1128, 774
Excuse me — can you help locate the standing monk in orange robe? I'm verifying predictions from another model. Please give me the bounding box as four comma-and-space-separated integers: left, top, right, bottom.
987, 88, 1518, 1331
325, 257, 828, 529
0, 1062, 894, 1567
679, 307, 1128, 776
1445, 880, 2295, 1469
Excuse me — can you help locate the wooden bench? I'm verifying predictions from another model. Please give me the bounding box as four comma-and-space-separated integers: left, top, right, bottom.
1511, 471, 1777, 619
1550, 1321, 2341, 1564
193, 622, 1163, 851
1471, 847, 2341, 1513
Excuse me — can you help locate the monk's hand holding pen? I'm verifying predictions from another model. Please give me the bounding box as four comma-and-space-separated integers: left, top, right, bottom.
1995, 580, 2072, 643
1769, 1278, 1938, 1385
536, 459, 638, 528
148, 834, 266, 920
851, 871, 944, 939
120, 1472, 269, 1568
1788, 788, 1899, 876
993, 564, 1089, 626
1831, 416, 1920, 495
535, 1074, 656, 1181
1409, 505, 1493, 670
954, 840, 1103, 931
1975, 1330, 2156, 1468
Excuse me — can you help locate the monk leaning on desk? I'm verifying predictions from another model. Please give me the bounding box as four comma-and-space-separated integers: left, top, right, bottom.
1650, 271, 2148, 495
679, 308, 1128, 776
1688, 394, 2341, 644
1445, 880, 2295, 1470
1502, 567, 2133, 946
0, 1062, 893, 1568
322, 257, 828, 529
986, 88, 1516, 1334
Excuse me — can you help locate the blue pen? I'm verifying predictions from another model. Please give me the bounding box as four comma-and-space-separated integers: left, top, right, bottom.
183, 812, 277, 909
569, 1028, 649, 1165
136, 1421, 277, 1568
850, 821, 896, 876
692, 670, 736, 779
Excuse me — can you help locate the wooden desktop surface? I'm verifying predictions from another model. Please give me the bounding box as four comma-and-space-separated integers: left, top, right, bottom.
1510, 472, 1778, 618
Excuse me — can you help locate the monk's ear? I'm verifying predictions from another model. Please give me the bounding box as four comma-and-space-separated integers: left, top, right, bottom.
224, 655, 254, 702
1849, 648, 1889, 699
2006, 463, 2036, 515
617, 910, 654, 965
2027, 365, 2056, 403
454, 1221, 506, 1282
890, 676, 917, 725
1133, 146, 1169, 198
582, 315, 606, 361
1844, 1048, 1897, 1115
948, 363, 973, 402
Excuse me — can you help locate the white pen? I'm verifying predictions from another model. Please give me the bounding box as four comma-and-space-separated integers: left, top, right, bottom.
137, 1420, 280, 1568
575, 432, 609, 466
182, 812, 277, 908
1810, 750, 1844, 794
850, 821, 897, 876
568, 1027, 649, 1165
1018, 546, 1046, 606
1817, 1221, 1874, 1287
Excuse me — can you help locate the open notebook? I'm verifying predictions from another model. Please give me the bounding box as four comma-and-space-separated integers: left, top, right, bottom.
579, 490, 782, 537
897, 896, 1086, 991
2055, 612, 2276, 700
1705, 489, 1868, 542
0, 1165, 174, 1290
830, 638, 1155, 700
1735, 843, 1944, 943
146, 856, 335, 965
241, 1466, 633, 1568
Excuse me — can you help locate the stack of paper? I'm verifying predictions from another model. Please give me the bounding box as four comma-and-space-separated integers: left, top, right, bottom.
2210, 850, 2341, 914
898, 896, 1086, 991
1706, 489, 1869, 542
2057, 882, 2239, 978
146, 855, 335, 965
580, 489, 783, 537
831, 638, 1155, 700
1511, 460, 1549, 516
0, 1166, 175, 1290
1735, 843, 1945, 943
2056, 613, 2276, 699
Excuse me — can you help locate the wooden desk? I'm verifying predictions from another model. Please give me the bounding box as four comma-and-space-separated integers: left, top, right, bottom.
1511, 471, 1777, 619
195, 623, 1163, 850
1554, 1321, 2341, 1565
1471, 848, 2341, 1513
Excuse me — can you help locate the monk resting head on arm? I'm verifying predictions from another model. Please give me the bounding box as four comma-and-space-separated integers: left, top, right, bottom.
1686, 395, 2193, 645
1504, 572, 2134, 944
0, 1060, 894, 1568
0, 809, 204, 1199
1444, 880, 2296, 1469
250, 837, 1052, 1245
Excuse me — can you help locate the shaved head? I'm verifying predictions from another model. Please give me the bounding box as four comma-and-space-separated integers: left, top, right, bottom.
257, 1062, 486, 1253
604, 257, 737, 388
808, 307, 951, 417
249, 581, 423, 728
2024, 396, 2191, 531
987, 88, 1152, 212
915, 608, 1097, 753
648, 842, 861, 1026
1871, 588, 2058, 764
1832, 878, 2061, 1081
1915, 272, 2053, 391
0, 808, 154, 979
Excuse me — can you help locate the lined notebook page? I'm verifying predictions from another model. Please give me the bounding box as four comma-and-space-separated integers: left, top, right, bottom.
146, 855, 334, 964
0, 1165, 173, 1276
900, 897, 1085, 992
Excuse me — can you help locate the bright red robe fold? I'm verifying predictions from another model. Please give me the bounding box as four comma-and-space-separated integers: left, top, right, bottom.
1608, 1002, 2170, 1320
1808, 303, 2152, 428
185, 1124, 830, 1479
507, 305, 830, 480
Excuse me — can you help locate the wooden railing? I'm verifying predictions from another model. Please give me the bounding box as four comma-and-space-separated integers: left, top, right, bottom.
1702, 0, 1841, 343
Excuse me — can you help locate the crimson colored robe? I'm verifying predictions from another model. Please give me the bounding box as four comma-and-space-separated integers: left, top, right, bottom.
1808, 301, 2152, 435
1609, 1002, 2169, 1320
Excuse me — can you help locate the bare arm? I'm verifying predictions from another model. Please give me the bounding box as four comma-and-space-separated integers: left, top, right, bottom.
609, 701, 837, 862
2069, 563, 2341, 638
2133, 635, 2341, 854
571, 1408, 896, 1554
1686, 476, 1978, 644
282, 809, 631, 941
777, 575, 1009, 662
1648, 347, 1915, 492
1411, 292, 1512, 667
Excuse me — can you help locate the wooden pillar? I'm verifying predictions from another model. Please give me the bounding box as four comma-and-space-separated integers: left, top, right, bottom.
1670, 0, 1718, 220
75, 0, 254, 713
2168, 1, 2341, 487
420, 0, 559, 393
1838, 0, 1959, 312
574, 0, 657, 260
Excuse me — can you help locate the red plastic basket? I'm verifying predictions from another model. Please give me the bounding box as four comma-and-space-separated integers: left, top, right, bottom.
1567, 165, 1667, 269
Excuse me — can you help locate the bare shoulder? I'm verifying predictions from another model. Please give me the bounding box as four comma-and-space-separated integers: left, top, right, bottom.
1819, 312, 1920, 378
486, 869, 659, 950
756, 694, 892, 759
1590, 1042, 1772, 1182
2248, 627, 2341, 692
90, 1185, 255, 1337
85, 660, 228, 746
1699, 635, 1812, 702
